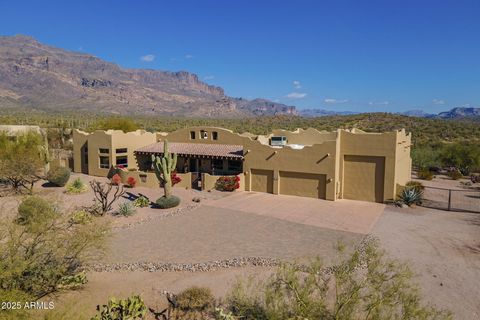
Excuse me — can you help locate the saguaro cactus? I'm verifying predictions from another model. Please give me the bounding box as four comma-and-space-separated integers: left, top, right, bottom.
151, 140, 177, 198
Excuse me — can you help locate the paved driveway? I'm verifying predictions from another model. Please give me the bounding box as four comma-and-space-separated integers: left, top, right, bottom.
205, 192, 385, 234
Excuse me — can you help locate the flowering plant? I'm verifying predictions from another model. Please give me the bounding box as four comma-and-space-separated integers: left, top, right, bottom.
171, 171, 182, 186
126, 176, 137, 188
111, 173, 122, 185
215, 175, 240, 191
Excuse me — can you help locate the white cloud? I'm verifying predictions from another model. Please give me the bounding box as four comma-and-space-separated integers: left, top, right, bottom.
432, 99, 445, 105
140, 54, 155, 62
286, 92, 307, 99
324, 98, 349, 104
368, 101, 390, 105
293, 80, 301, 89
185, 54, 194, 59
204, 75, 215, 80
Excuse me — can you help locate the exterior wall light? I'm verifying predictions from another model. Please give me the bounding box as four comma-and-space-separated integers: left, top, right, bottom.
327, 178, 333, 183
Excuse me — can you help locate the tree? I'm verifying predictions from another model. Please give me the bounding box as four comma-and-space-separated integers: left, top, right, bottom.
440, 143, 480, 175
89, 180, 126, 215
92, 118, 139, 133
0, 131, 49, 193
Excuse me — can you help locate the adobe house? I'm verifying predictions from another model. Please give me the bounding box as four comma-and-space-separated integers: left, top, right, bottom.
73, 126, 411, 203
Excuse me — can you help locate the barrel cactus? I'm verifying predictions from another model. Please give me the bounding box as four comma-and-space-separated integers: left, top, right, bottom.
151, 140, 180, 208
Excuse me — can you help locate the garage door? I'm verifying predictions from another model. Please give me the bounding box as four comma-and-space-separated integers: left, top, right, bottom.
250, 169, 273, 193
343, 155, 385, 203
279, 171, 326, 199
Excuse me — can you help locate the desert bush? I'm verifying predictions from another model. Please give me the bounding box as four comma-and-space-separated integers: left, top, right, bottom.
440, 143, 480, 175
398, 187, 423, 207
111, 173, 122, 185
0, 198, 109, 300
116, 202, 137, 216
90, 180, 125, 215
417, 168, 434, 180
447, 169, 463, 180
133, 196, 150, 208
155, 195, 180, 209
471, 174, 480, 183
224, 239, 451, 320
406, 181, 425, 193
215, 176, 240, 191
91, 295, 147, 320
16, 196, 58, 231
66, 177, 88, 194
47, 166, 71, 187
91, 118, 140, 133
70, 210, 93, 225
176, 286, 214, 312
126, 176, 137, 188
0, 131, 47, 193
58, 271, 88, 290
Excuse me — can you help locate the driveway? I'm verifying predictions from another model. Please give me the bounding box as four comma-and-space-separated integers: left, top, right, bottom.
205, 192, 385, 234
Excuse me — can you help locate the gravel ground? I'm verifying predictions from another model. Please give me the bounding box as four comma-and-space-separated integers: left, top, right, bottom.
372, 205, 480, 320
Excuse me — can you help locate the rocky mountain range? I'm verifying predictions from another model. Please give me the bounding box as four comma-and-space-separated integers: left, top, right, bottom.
0, 35, 297, 117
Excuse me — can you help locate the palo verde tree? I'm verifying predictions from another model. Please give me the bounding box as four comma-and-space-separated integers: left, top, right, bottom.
151, 140, 181, 208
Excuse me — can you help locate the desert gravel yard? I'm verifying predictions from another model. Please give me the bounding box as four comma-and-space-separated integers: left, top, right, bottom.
103, 204, 364, 265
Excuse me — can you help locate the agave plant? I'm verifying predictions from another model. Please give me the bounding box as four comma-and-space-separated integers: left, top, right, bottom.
398, 186, 423, 206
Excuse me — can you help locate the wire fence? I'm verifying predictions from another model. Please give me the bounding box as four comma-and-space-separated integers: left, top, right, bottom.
421, 186, 480, 213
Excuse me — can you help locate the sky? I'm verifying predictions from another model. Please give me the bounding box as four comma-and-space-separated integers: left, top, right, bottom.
1, 0, 479, 113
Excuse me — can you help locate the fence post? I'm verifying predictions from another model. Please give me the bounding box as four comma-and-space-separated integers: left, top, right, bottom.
447, 189, 452, 211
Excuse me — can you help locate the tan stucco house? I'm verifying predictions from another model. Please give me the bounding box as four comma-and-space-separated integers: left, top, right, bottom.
73, 126, 411, 203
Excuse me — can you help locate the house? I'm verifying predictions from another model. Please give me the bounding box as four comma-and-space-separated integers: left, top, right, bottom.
73, 126, 412, 203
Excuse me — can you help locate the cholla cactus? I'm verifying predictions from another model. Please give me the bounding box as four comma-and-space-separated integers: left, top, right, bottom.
151, 140, 177, 198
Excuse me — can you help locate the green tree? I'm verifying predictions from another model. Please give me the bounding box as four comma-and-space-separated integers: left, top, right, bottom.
440, 143, 480, 175
92, 118, 139, 132
0, 131, 48, 193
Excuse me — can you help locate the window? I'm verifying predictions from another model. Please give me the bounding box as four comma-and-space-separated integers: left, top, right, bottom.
200, 130, 208, 139
116, 156, 128, 168
212, 159, 223, 171
227, 160, 242, 172
212, 131, 218, 140
190, 131, 196, 139
99, 148, 109, 154
99, 156, 110, 169
116, 148, 128, 154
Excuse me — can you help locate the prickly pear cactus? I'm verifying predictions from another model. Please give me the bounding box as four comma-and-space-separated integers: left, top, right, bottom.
151, 140, 177, 198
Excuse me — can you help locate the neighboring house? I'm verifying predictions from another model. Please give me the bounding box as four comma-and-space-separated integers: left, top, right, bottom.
73, 126, 412, 203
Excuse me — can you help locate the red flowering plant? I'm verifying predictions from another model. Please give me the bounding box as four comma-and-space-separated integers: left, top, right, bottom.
126, 176, 137, 188
215, 175, 240, 191
111, 173, 122, 185
171, 171, 182, 186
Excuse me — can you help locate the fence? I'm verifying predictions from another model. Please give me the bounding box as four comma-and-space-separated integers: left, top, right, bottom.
421, 186, 480, 213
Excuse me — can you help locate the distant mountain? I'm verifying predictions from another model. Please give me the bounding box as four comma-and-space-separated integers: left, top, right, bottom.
400, 109, 434, 117
0, 35, 297, 117
299, 108, 359, 117
435, 107, 480, 119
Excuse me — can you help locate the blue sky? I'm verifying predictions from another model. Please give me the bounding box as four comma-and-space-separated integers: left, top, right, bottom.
1, 0, 479, 113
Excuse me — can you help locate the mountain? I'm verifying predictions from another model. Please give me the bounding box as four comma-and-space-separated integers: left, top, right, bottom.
299, 108, 359, 117
0, 35, 297, 117
400, 109, 434, 117
435, 107, 480, 119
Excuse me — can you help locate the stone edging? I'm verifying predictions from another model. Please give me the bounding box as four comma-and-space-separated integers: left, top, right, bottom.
86, 257, 281, 273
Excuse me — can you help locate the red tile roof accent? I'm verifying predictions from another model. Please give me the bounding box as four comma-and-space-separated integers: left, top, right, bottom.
135, 142, 244, 159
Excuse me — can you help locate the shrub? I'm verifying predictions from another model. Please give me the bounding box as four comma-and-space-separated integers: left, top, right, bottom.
92, 295, 147, 320
90, 180, 126, 215
215, 176, 240, 191
46, 166, 71, 187
58, 271, 88, 290
65, 178, 88, 194
172, 171, 182, 185
155, 195, 180, 209
133, 196, 150, 208
176, 286, 214, 312
447, 169, 463, 180
111, 173, 122, 185
416, 168, 433, 180
126, 176, 137, 188
116, 202, 137, 216
398, 187, 423, 206
224, 239, 452, 320
17, 196, 58, 230
70, 210, 93, 225
471, 174, 480, 184
405, 181, 425, 193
